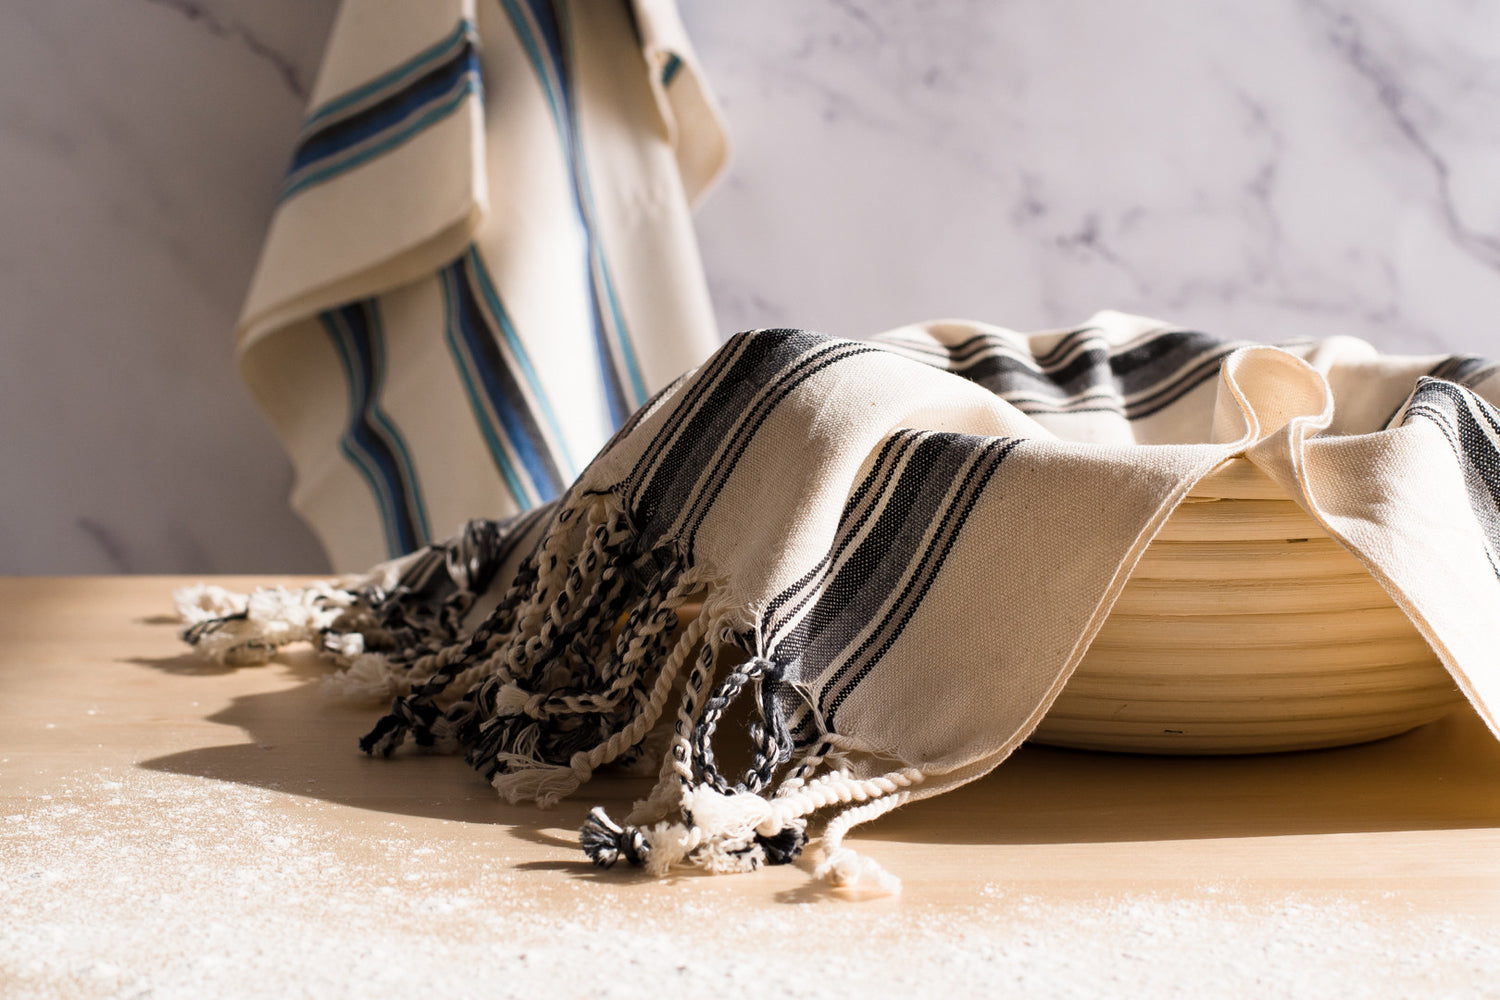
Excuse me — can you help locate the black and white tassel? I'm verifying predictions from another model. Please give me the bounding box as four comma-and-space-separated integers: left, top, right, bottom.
580, 807, 650, 868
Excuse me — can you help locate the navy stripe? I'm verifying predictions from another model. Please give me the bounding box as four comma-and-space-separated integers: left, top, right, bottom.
1035, 326, 1102, 367
545, 0, 644, 419
679, 343, 881, 552
1386, 356, 1500, 427
776, 430, 962, 677
439, 268, 532, 506
625, 330, 808, 528
624, 332, 761, 496
303, 21, 473, 129
520, 0, 571, 93
502, 0, 640, 424
290, 37, 477, 172
623, 332, 875, 549
661, 53, 683, 86
1428, 356, 1487, 383
446, 258, 567, 500
283, 32, 480, 199
1123, 346, 1239, 420
932, 331, 1231, 402
321, 304, 430, 556
464, 246, 577, 476
889, 326, 1103, 369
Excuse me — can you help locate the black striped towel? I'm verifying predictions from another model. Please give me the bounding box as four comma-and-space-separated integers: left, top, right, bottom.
178, 311, 1500, 893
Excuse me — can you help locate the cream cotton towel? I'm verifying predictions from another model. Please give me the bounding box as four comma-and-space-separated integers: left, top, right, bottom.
180, 312, 1500, 892
236, 0, 727, 571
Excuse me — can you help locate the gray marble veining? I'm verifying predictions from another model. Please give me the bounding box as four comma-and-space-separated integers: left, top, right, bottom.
684, 0, 1500, 356
0, 0, 338, 574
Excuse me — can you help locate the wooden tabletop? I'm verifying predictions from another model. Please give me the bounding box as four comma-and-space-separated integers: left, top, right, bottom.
4, 576, 1500, 998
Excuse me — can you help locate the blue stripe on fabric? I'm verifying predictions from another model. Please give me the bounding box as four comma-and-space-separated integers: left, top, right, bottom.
660, 52, 683, 86
290, 42, 477, 172
302, 20, 475, 129
452, 260, 566, 496
519, 0, 570, 102
440, 258, 568, 503
360, 301, 433, 544
281, 28, 481, 202
499, 0, 568, 141
465, 246, 577, 476
550, 0, 650, 411
499, 0, 643, 425
321, 303, 430, 557
282, 79, 479, 201
323, 314, 399, 556
439, 269, 532, 507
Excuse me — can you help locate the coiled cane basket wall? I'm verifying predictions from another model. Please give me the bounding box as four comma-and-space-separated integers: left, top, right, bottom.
1031, 458, 1464, 754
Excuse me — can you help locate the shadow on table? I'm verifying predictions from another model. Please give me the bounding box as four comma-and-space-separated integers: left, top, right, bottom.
132, 646, 1500, 852
865, 708, 1500, 846
131, 646, 635, 858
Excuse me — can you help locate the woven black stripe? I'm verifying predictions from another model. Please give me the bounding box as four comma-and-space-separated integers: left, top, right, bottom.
678, 342, 882, 554
821, 436, 1018, 726
761, 431, 916, 632
1401, 379, 1500, 580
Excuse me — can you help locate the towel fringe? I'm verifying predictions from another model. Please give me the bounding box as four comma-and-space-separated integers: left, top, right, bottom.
175, 581, 362, 666
176, 492, 925, 894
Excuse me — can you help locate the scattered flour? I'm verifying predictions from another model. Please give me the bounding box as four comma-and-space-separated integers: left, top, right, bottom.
4, 768, 1499, 999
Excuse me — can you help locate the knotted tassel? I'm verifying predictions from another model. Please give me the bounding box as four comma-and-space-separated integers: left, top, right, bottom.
754, 823, 806, 866
580, 806, 650, 868
578, 801, 806, 873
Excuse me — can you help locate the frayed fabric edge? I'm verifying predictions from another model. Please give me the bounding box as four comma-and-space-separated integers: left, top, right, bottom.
175, 579, 370, 667
175, 491, 925, 896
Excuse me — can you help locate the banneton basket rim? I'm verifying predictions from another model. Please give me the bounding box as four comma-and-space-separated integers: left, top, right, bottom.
1188, 457, 1286, 501
1036, 456, 1461, 756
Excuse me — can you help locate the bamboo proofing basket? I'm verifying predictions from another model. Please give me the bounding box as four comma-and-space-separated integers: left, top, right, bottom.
1030, 457, 1465, 754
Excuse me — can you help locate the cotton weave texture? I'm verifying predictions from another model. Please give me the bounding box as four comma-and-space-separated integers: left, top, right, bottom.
237, 0, 726, 571
180, 312, 1500, 891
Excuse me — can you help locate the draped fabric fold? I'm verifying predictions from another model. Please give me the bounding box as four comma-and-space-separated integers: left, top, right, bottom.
237, 0, 728, 570
180, 311, 1500, 893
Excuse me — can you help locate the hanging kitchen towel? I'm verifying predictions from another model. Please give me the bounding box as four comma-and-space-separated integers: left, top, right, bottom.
179, 312, 1500, 893
236, 0, 727, 571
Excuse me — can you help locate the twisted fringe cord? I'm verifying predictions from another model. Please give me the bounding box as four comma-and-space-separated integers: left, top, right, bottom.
473, 555, 694, 785
178, 515, 539, 687
690, 654, 793, 795
178, 497, 924, 896
335, 554, 541, 706
634, 625, 731, 821
358, 498, 625, 760
581, 755, 924, 890
505, 501, 597, 664
326, 518, 519, 694
812, 789, 913, 895
508, 561, 694, 721
583, 633, 930, 883
489, 604, 708, 808
774, 737, 835, 797
510, 503, 614, 677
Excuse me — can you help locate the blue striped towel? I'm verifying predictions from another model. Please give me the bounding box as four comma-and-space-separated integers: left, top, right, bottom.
235, 0, 727, 570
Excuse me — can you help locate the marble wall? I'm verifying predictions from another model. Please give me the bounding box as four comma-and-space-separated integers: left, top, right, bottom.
685, 0, 1500, 350
2, 0, 339, 573
6, 0, 1500, 574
